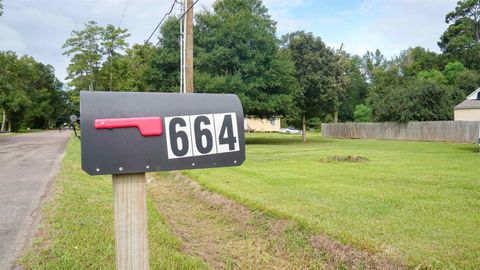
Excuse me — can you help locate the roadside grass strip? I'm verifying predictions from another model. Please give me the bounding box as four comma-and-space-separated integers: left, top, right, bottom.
185, 133, 480, 269
149, 172, 402, 269
19, 137, 207, 269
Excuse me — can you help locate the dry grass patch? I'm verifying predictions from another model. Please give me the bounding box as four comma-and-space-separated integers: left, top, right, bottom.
320, 155, 369, 163
149, 172, 402, 270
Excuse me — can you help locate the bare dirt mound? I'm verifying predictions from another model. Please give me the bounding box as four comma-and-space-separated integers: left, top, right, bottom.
148, 172, 403, 270
320, 155, 369, 163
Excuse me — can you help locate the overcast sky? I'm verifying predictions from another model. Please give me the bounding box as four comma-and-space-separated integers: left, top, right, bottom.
0, 0, 457, 83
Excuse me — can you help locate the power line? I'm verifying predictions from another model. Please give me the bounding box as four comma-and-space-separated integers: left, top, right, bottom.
129, 0, 200, 70
154, 0, 200, 48
118, 0, 133, 27
105, 0, 134, 91
129, 0, 178, 69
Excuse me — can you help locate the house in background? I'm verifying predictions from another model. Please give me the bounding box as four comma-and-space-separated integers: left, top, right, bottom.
454, 88, 480, 121
244, 117, 281, 132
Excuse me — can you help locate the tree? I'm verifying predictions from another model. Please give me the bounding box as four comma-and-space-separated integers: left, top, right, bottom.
63, 21, 104, 90
0, 51, 71, 131
0, 0, 3, 16
283, 31, 345, 142
0, 52, 29, 131
118, 43, 156, 91
374, 79, 462, 122
441, 61, 480, 95
195, 0, 296, 118
147, 0, 296, 118
399, 47, 442, 77
21, 62, 67, 129
417, 69, 448, 85
101, 24, 130, 91
339, 55, 368, 122
145, 18, 182, 92
362, 50, 404, 122
353, 104, 372, 122
439, 0, 480, 69
332, 46, 350, 122
361, 49, 388, 83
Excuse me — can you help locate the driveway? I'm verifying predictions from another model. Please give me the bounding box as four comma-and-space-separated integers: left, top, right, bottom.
0, 130, 70, 269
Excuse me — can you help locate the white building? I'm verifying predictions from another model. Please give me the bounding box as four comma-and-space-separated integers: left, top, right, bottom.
454, 88, 480, 121
244, 117, 281, 132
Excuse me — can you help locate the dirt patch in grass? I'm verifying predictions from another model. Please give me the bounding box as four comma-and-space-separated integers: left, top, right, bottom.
320, 155, 369, 163
148, 172, 403, 270
309, 235, 404, 270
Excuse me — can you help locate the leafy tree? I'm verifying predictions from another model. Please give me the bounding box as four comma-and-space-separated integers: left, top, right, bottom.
100, 24, 130, 91
0, 51, 71, 131
194, 0, 296, 118
417, 69, 448, 85
451, 69, 480, 95
119, 43, 156, 91
361, 49, 388, 82
22, 62, 67, 129
441, 61, 480, 95
91, 42, 156, 93
283, 31, 345, 142
63, 21, 104, 90
0, 52, 29, 131
332, 46, 350, 122
374, 79, 462, 122
145, 18, 182, 92
339, 55, 368, 121
147, 0, 296, 118
66, 89, 80, 116
353, 104, 372, 122
364, 52, 404, 121
399, 47, 442, 77
439, 0, 480, 69
0, 0, 3, 16
443, 61, 467, 83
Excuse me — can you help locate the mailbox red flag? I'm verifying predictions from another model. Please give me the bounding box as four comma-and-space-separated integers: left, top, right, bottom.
95, 117, 163, 137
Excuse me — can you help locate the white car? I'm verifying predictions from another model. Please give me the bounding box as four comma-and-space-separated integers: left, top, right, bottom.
279, 127, 303, 134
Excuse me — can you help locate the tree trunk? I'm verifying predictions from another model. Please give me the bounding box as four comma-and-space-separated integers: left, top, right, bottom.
302, 114, 306, 143
109, 57, 113, 91
8, 116, 11, 132
1, 109, 6, 132
475, 21, 480, 43
334, 110, 338, 123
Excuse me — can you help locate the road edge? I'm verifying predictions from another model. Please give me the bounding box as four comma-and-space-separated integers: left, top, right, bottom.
11, 134, 71, 270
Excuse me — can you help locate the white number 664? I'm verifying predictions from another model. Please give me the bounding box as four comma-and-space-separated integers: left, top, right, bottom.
165, 113, 239, 159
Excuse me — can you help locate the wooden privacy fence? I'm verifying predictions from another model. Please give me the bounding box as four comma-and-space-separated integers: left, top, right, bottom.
321, 121, 480, 143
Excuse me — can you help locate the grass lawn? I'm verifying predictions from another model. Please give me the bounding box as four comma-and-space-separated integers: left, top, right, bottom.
20, 137, 207, 269
185, 133, 480, 269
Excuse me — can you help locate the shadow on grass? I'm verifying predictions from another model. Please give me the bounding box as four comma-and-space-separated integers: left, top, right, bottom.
454, 144, 480, 153
245, 134, 332, 145
246, 136, 299, 145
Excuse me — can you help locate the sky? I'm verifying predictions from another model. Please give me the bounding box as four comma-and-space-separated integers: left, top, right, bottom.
0, 0, 458, 83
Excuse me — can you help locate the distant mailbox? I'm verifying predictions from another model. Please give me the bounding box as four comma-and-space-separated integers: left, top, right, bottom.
80, 91, 245, 175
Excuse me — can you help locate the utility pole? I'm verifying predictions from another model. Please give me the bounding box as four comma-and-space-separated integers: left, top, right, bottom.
178, 0, 185, 93
185, 0, 194, 93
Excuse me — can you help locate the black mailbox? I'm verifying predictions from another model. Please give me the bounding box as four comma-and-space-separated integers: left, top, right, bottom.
80, 91, 245, 175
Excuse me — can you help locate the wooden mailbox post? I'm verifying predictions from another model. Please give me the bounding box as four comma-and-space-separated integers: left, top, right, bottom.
80, 91, 245, 269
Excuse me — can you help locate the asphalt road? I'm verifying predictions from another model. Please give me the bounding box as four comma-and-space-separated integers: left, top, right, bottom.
0, 131, 70, 269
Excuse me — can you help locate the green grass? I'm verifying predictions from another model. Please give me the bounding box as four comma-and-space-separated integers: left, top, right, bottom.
20, 137, 207, 270
17, 128, 44, 133
185, 133, 480, 269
